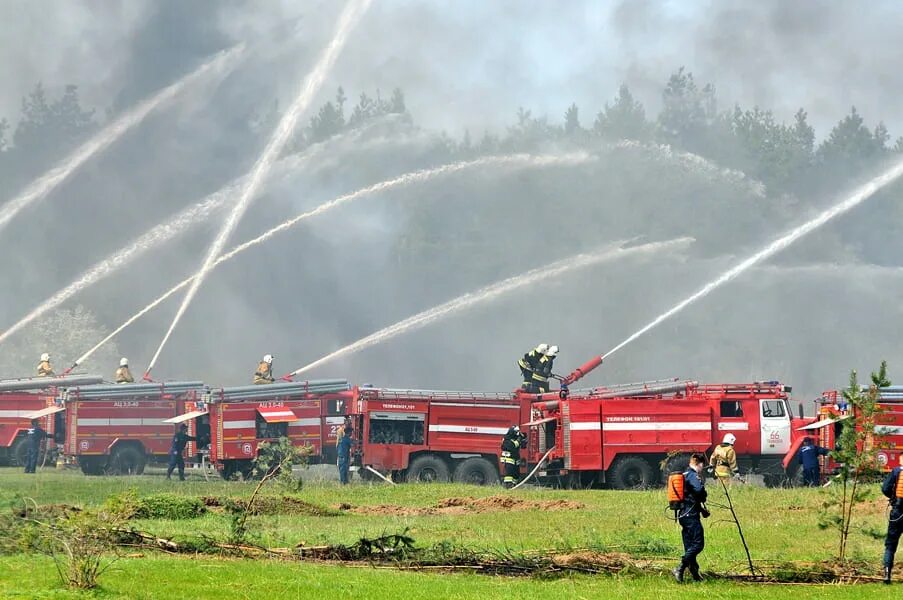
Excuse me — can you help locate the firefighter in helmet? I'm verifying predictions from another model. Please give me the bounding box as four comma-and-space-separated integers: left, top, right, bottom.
532, 345, 558, 393
673, 453, 708, 582
518, 343, 547, 391
881, 455, 903, 584
254, 354, 275, 384
500, 425, 526, 488
115, 357, 135, 384
709, 433, 739, 482
37, 353, 54, 377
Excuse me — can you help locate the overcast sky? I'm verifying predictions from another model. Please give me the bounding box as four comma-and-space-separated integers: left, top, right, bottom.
3, 1, 903, 141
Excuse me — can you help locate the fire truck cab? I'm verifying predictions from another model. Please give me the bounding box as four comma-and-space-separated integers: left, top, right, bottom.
350, 387, 529, 484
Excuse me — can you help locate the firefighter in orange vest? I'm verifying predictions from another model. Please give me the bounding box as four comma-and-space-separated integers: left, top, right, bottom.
254, 354, 275, 384
709, 433, 739, 482
37, 353, 54, 377
115, 357, 134, 383
882, 458, 903, 584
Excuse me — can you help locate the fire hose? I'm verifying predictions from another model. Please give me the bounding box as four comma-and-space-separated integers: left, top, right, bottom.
511, 446, 556, 490
364, 465, 396, 485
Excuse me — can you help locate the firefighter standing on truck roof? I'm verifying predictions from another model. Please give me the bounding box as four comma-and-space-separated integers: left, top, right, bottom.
673, 453, 708, 583
115, 357, 134, 384
881, 457, 903, 584
24, 419, 48, 474
501, 425, 526, 488
518, 343, 547, 392
37, 353, 54, 377
532, 345, 558, 393
254, 354, 275, 384
798, 437, 829, 487
166, 423, 196, 481
709, 433, 739, 483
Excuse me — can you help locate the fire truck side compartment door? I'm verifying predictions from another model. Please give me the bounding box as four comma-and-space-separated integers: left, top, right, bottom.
759, 399, 791, 455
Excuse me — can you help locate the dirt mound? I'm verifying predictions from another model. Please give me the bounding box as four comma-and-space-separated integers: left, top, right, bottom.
346, 495, 584, 516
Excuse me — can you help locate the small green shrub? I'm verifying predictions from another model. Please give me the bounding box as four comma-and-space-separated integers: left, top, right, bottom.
105, 491, 205, 520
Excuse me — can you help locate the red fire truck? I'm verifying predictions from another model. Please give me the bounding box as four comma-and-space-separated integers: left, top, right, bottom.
349, 387, 530, 484
0, 374, 101, 466
173, 380, 354, 479
526, 378, 805, 488
782, 388, 903, 479
59, 380, 206, 475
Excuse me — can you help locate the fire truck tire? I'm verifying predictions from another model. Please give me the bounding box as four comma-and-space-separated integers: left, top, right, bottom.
10, 436, 28, 467
108, 446, 146, 475
79, 457, 106, 476
609, 456, 656, 490
406, 455, 451, 483
453, 457, 499, 486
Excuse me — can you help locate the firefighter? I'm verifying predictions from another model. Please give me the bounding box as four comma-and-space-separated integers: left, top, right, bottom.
532, 345, 558, 393
673, 453, 708, 582
337, 426, 353, 485
881, 457, 903, 584
166, 423, 196, 481
798, 437, 829, 487
709, 433, 739, 482
37, 353, 54, 377
254, 354, 275, 384
115, 357, 135, 384
518, 343, 547, 392
501, 425, 526, 488
24, 419, 48, 474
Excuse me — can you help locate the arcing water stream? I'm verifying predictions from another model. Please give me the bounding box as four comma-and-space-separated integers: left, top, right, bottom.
602, 156, 903, 362
290, 237, 694, 377
0, 44, 243, 234
70, 152, 588, 369
146, 0, 372, 374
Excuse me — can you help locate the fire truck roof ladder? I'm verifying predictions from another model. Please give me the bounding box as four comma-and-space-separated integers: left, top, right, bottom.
70, 381, 205, 399
0, 374, 103, 392
219, 379, 350, 401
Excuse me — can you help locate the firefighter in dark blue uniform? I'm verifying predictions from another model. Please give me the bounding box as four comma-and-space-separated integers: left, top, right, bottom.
337, 426, 353, 485
674, 452, 708, 582
24, 419, 48, 474
501, 425, 526, 488
166, 423, 196, 481
798, 437, 830, 486
882, 461, 903, 584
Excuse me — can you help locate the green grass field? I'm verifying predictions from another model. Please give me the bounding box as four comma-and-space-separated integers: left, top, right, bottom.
0, 467, 897, 599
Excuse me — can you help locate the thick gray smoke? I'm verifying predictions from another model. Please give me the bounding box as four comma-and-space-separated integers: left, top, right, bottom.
1, 1, 902, 404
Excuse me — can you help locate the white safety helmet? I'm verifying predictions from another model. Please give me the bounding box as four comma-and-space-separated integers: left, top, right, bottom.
545, 345, 559, 357
40, 353, 50, 362
723, 433, 737, 445
263, 354, 274, 365
535, 343, 549, 354
120, 357, 129, 367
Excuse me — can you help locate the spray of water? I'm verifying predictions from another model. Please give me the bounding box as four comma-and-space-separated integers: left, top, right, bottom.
70, 152, 590, 369
146, 0, 371, 374
0, 130, 399, 345
603, 156, 903, 361
0, 44, 244, 234
290, 237, 694, 377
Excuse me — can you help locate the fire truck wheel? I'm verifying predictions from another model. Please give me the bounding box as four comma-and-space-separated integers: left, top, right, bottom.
79, 457, 106, 476
108, 446, 146, 475
10, 436, 28, 467
453, 457, 500, 486
406, 455, 451, 483
609, 456, 655, 490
